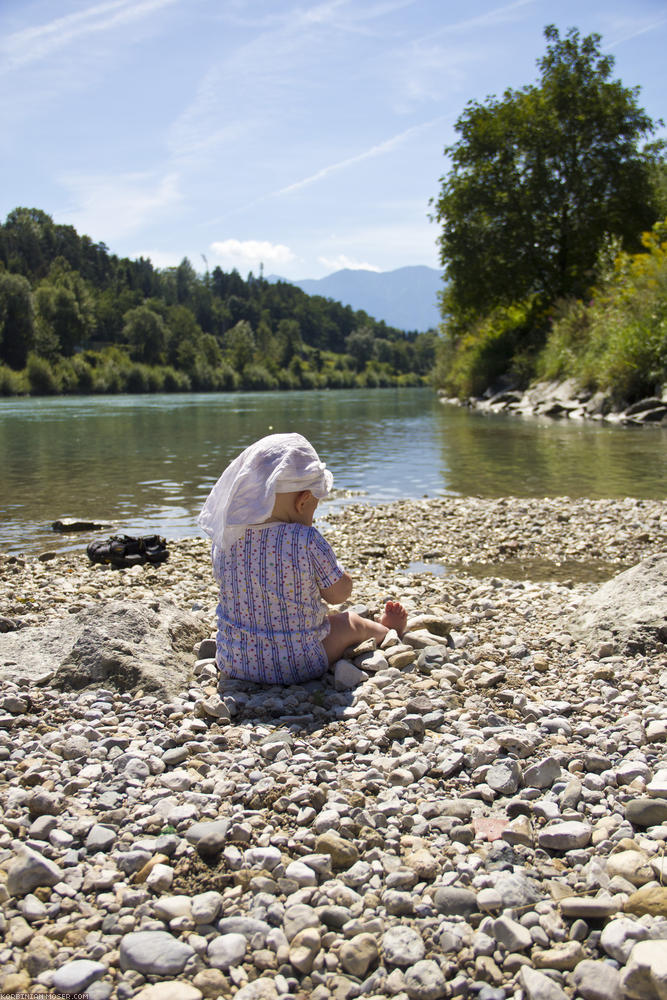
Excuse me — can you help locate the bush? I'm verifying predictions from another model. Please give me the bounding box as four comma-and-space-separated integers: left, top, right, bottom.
241, 364, 278, 390
162, 366, 191, 392
70, 354, 95, 393
26, 353, 60, 395
125, 363, 150, 393
436, 297, 542, 397
276, 368, 300, 390
537, 219, 667, 402
145, 366, 166, 392
321, 367, 356, 389
0, 364, 27, 395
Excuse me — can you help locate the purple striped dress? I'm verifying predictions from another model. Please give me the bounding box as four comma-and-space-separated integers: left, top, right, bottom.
213, 522, 344, 684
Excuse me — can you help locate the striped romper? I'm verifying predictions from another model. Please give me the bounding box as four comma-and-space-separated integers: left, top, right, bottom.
212, 521, 345, 685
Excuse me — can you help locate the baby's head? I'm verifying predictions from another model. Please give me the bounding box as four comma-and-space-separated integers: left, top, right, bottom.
199, 432, 333, 550
270, 488, 320, 526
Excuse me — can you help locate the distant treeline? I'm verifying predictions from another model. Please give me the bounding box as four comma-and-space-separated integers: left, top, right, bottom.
0, 208, 438, 396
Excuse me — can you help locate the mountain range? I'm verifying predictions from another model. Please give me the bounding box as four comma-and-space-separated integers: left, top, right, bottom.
269, 265, 443, 332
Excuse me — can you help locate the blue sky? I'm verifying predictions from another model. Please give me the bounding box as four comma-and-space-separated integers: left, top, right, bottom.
2, 0, 666, 280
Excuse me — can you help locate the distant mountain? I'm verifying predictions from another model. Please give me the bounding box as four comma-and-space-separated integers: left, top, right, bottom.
269, 265, 443, 332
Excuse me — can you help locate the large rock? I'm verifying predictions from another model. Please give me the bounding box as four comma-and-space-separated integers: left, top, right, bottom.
567, 553, 667, 651
0, 599, 204, 697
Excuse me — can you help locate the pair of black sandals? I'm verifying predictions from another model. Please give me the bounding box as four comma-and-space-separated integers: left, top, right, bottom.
86, 534, 169, 568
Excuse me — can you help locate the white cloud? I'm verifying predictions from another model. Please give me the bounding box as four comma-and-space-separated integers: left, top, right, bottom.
605, 16, 667, 50
59, 170, 181, 241
274, 117, 446, 198
318, 254, 382, 272
2, 0, 181, 72
210, 238, 296, 269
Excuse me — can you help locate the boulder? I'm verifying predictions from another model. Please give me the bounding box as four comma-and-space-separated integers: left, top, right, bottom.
52, 518, 111, 532
566, 553, 667, 652
0, 599, 204, 697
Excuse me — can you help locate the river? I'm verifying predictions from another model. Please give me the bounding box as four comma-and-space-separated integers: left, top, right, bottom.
1, 388, 665, 555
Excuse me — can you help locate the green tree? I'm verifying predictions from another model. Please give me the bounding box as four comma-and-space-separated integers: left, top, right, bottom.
34, 259, 95, 357
276, 318, 302, 366
345, 326, 375, 371
0, 272, 35, 369
432, 25, 665, 330
225, 320, 255, 372
122, 304, 167, 365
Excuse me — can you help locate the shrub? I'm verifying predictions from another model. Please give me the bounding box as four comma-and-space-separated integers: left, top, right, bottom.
125, 363, 150, 393
437, 297, 542, 397
0, 364, 27, 395
70, 354, 95, 393
241, 364, 278, 390
537, 218, 667, 402
162, 366, 192, 392
26, 353, 60, 395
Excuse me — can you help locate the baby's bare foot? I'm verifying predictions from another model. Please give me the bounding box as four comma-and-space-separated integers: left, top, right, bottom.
380, 600, 408, 636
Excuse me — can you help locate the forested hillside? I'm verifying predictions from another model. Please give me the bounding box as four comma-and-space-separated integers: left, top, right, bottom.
0, 208, 437, 396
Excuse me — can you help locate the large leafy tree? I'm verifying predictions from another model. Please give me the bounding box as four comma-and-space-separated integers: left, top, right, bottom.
0, 272, 35, 368
432, 25, 665, 329
122, 303, 167, 365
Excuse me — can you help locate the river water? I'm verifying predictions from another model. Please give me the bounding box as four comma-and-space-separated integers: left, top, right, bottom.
1, 388, 665, 555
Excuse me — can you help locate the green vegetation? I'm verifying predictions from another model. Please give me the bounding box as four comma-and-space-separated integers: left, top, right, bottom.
0, 208, 437, 397
431, 25, 666, 401
536, 221, 667, 403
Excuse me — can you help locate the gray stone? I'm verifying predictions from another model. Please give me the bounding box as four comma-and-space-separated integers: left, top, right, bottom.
207, 932, 247, 969
191, 890, 223, 924
486, 759, 522, 794
197, 638, 217, 659
382, 925, 426, 966
233, 982, 279, 1000
85, 824, 117, 852
491, 871, 544, 908
6, 845, 63, 896
119, 931, 195, 975
567, 553, 667, 650
518, 965, 569, 1000
625, 797, 667, 828
523, 755, 562, 789
185, 818, 230, 855
620, 939, 667, 1000
492, 915, 532, 951
403, 959, 447, 1000
0, 599, 203, 695
600, 917, 652, 963
572, 959, 622, 1000
334, 659, 366, 689
538, 820, 592, 851
52, 960, 107, 994
433, 886, 478, 918
217, 916, 271, 942
283, 904, 321, 942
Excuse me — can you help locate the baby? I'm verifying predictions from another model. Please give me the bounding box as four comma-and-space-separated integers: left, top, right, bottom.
199, 432, 407, 685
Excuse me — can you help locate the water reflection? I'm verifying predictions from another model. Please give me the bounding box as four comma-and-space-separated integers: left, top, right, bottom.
0, 389, 665, 555
435, 404, 667, 499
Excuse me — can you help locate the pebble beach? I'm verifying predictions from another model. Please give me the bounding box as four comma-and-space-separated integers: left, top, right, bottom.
0, 494, 666, 1000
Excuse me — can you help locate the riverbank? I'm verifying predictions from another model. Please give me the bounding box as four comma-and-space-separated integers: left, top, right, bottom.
0, 495, 666, 999
438, 381, 667, 426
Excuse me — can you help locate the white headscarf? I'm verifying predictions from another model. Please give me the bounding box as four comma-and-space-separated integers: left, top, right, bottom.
198, 432, 334, 553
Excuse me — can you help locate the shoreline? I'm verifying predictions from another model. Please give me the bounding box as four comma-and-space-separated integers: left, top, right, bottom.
1, 494, 666, 999
438, 379, 667, 426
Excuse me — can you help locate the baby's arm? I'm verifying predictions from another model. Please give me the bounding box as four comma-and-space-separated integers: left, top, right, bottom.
320, 572, 353, 605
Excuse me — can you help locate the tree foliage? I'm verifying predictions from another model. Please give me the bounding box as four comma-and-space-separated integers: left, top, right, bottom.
433, 25, 665, 333
0, 206, 438, 396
